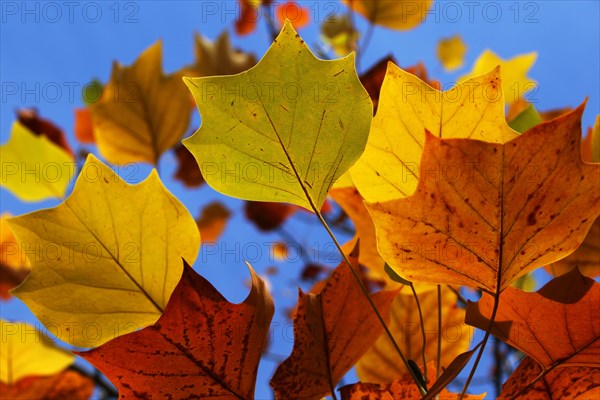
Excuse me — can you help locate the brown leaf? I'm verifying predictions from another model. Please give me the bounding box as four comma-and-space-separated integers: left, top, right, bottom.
16, 108, 73, 157
368, 104, 600, 293
498, 356, 600, 399
173, 143, 205, 188
245, 201, 295, 231
196, 202, 231, 243
0, 370, 94, 400
188, 30, 256, 77
80, 261, 274, 399
341, 361, 485, 400
270, 243, 399, 400
466, 268, 600, 369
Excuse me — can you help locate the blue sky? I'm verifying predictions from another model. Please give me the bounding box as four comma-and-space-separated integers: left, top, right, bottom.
1, 1, 599, 398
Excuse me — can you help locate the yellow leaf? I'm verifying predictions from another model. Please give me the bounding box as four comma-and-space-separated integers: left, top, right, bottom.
352, 63, 518, 203
437, 35, 467, 71
0, 320, 73, 384
9, 155, 200, 347
0, 122, 75, 202
91, 42, 191, 165
184, 21, 372, 211
460, 49, 537, 104
356, 286, 471, 382
344, 0, 432, 30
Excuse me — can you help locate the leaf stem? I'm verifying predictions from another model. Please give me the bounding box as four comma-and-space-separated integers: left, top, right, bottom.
313, 210, 426, 395
436, 285, 442, 380
458, 291, 500, 399
409, 282, 428, 389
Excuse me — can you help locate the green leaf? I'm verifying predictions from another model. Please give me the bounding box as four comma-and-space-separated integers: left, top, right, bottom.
183, 21, 372, 211
384, 263, 412, 285
509, 103, 542, 133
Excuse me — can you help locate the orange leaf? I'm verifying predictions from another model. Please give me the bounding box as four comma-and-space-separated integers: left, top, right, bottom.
330, 187, 389, 285
341, 362, 485, 400
235, 0, 260, 35
368, 104, 600, 293
276, 2, 310, 30
73, 108, 95, 144
0, 370, 94, 400
173, 143, 205, 188
498, 356, 600, 399
466, 268, 600, 369
196, 202, 231, 243
244, 201, 295, 231
0, 213, 30, 300
545, 217, 599, 278
80, 261, 274, 399
270, 243, 399, 399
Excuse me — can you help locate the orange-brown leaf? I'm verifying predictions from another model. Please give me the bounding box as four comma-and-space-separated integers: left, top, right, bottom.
0, 370, 94, 400
466, 268, 600, 369
368, 104, 600, 293
498, 356, 600, 399
80, 261, 274, 399
341, 362, 485, 400
270, 244, 399, 400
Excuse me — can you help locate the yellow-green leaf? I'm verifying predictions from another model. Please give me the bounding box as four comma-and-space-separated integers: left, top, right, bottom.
344, 0, 432, 30
460, 49, 537, 104
352, 63, 518, 203
0, 122, 75, 202
184, 22, 372, 211
9, 155, 200, 348
0, 320, 74, 384
91, 42, 191, 165
508, 103, 543, 133
437, 35, 467, 71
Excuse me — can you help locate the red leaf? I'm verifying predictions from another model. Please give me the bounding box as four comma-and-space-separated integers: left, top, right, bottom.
244, 201, 295, 231
174, 143, 205, 188
80, 260, 274, 399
